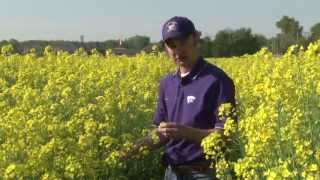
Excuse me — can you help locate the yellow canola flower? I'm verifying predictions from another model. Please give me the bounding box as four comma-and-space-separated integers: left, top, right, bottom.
4, 164, 17, 179
201, 132, 225, 159
223, 118, 236, 137
308, 164, 318, 172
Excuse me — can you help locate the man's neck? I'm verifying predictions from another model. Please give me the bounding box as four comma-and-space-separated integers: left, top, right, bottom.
179, 66, 191, 74
179, 55, 200, 74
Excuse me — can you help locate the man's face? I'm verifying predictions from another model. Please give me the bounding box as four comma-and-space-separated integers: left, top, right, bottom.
164, 34, 198, 68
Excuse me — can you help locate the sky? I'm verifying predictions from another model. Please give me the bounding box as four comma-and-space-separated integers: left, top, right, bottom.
1, 0, 319, 42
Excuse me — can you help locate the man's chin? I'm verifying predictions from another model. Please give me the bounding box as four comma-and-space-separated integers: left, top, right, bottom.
177, 61, 186, 66
176, 59, 187, 64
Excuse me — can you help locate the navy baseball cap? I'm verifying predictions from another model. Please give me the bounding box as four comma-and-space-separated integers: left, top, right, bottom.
162, 16, 196, 41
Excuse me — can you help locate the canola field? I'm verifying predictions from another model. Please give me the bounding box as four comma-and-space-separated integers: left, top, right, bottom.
0, 42, 319, 179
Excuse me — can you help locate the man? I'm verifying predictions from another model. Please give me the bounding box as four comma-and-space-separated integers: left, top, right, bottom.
122, 16, 236, 180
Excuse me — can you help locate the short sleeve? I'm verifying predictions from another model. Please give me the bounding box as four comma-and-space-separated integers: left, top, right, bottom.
153, 80, 167, 126
214, 75, 236, 129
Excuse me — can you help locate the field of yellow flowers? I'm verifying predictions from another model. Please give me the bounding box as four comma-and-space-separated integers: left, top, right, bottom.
0, 41, 319, 179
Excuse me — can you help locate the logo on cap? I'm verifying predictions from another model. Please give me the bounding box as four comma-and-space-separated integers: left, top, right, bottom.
166, 21, 178, 32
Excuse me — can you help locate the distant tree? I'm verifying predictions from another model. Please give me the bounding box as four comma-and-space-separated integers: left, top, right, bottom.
0, 40, 9, 48
105, 40, 118, 49
212, 28, 266, 57
276, 16, 303, 37
124, 35, 150, 50
9, 39, 22, 53
232, 28, 265, 55
199, 36, 213, 57
275, 15, 305, 53
268, 37, 280, 55
310, 23, 320, 41
212, 29, 232, 57
255, 34, 268, 48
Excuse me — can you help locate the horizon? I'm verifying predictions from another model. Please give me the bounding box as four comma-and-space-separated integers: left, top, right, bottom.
1, 0, 320, 42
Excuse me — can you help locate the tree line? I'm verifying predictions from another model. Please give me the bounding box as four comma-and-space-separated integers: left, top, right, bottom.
1, 15, 320, 57
199, 15, 320, 57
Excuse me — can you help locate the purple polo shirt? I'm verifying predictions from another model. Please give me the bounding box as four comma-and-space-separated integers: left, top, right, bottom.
153, 57, 236, 166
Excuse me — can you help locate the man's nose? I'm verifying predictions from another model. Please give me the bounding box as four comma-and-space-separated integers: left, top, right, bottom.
173, 47, 183, 56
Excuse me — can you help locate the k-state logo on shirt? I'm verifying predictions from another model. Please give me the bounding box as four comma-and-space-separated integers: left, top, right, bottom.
186, 95, 196, 104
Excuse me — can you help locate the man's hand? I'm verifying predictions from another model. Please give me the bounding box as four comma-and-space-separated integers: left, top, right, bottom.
157, 122, 188, 139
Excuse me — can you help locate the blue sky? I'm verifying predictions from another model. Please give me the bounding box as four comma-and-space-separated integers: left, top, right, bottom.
1, 0, 319, 42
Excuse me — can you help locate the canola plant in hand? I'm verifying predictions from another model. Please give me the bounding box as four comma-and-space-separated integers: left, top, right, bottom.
0, 41, 319, 179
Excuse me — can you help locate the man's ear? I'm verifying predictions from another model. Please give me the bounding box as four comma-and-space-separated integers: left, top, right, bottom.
193, 38, 198, 47
193, 31, 201, 47
163, 44, 170, 55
